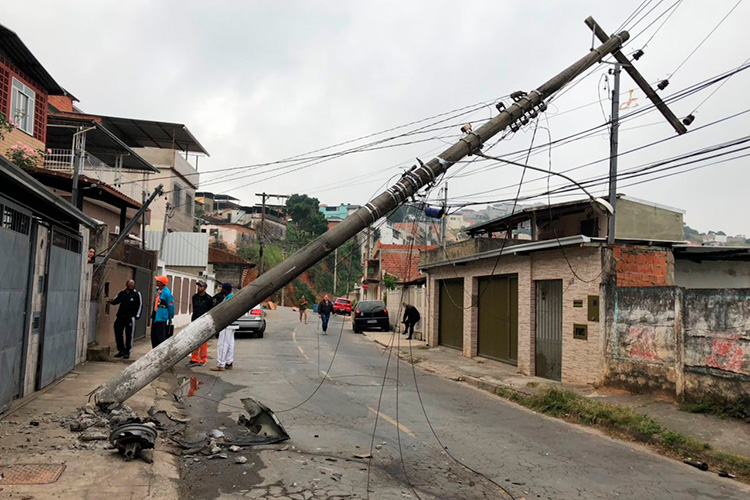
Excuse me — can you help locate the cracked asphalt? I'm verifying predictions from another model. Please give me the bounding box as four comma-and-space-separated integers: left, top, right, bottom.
175, 307, 750, 499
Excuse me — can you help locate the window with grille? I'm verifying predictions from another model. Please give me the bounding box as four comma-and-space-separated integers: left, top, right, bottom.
10, 77, 35, 135
173, 184, 182, 210
1, 204, 30, 235
51, 230, 82, 253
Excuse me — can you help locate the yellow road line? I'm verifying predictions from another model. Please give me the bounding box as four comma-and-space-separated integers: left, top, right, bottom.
367, 406, 416, 438
297, 345, 309, 359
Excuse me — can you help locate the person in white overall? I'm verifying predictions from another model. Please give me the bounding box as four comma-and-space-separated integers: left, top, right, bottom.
211, 283, 238, 372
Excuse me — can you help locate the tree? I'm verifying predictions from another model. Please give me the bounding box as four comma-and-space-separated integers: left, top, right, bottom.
286, 194, 328, 245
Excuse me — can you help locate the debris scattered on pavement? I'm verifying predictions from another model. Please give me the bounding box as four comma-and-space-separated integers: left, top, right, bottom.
228, 445, 241, 452
718, 470, 736, 479
209, 429, 225, 439
208, 453, 228, 460
79, 430, 109, 441
353, 453, 372, 459
683, 459, 709, 471
109, 422, 158, 461
235, 456, 248, 464
234, 397, 290, 444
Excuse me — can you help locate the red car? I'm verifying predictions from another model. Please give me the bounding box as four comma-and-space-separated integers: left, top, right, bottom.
333, 297, 352, 315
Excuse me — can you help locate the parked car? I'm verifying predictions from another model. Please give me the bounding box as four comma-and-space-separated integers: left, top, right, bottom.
235, 304, 266, 338
333, 297, 352, 315
351, 300, 389, 333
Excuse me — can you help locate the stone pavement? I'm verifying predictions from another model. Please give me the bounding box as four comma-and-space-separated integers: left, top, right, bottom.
363, 331, 750, 459
0, 338, 181, 500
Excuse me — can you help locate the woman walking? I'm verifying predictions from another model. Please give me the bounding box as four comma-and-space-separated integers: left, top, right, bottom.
299, 295, 308, 324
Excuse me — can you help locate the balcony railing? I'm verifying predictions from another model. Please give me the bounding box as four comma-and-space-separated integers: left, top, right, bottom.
43, 149, 112, 172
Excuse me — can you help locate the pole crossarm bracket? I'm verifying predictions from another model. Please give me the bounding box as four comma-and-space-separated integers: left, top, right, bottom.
585, 16, 687, 135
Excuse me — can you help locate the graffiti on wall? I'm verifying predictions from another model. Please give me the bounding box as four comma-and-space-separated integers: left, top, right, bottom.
624, 325, 660, 361
705, 336, 745, 373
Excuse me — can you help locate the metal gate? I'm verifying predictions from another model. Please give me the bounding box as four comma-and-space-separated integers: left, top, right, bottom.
438, 279, 463, 350
477, 275, 518, 363
0, 198, 33, 413
38, 228, 82, 389
535, 280, 563, 381
133, 267, 151, 340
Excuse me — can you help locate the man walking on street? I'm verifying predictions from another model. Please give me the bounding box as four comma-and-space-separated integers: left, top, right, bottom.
108, 279, 142, 359
402, 303, 421, 340
211, 283, 237, 371
318, 294, 335, 335
151, 276, 174, 348
187, 281, 214, 367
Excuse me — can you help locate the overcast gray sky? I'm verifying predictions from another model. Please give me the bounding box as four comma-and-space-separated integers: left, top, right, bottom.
3, 1, 748, 235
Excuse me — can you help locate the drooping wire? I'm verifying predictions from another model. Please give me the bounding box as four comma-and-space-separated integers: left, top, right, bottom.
669, 0, 743, 80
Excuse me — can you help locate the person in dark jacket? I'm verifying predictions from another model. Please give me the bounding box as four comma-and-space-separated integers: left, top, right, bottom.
402, 304, 421, 340
318, 294, 335, 334
108, 279, 142, 359
187, 281, 214, 367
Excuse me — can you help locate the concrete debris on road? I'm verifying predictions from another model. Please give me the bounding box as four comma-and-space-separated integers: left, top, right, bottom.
209, 429, 225, 439
235, 456, 248, 464
229, 445, 241, 452
79, 430, 109, 441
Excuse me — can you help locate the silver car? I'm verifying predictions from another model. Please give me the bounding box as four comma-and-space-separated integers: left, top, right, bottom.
235, 304, 266, 338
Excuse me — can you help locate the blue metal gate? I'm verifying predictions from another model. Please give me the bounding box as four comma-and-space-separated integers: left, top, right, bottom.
38, 228, 82, 389
0, 198, 32, 413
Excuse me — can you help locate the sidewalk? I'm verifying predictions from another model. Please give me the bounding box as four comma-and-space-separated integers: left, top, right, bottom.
0, 339, 181, 500
363, 331, 750, 459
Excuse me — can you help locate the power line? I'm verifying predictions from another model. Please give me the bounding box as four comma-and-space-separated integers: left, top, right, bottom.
669, 0, 743, 80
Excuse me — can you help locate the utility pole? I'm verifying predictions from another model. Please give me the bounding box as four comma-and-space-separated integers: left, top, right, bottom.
96, 185, 164, 274
95, 25, 636, 406
159, 202, 172, 264
607, 64, 621, 244
141, 190, 147, 250
256, 192, 289, 276
441, 183, 448, 250
333, 247, 338, 296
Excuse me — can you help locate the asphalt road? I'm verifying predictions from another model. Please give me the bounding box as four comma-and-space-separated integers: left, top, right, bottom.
176, 307, 750, 500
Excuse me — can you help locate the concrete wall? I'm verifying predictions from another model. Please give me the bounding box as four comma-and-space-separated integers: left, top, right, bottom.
385, 285, 426, 339
675, 260, 750, 289
682, 289, 750, 405
615, 198, 684, 242
604, 286, 680, 394
136, 148, 198, 233
424, 246, 604, 384
22, 224, 49, 397
604, 286, 750, 405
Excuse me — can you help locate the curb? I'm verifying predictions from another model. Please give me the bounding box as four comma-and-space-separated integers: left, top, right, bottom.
365, 334, 536, 400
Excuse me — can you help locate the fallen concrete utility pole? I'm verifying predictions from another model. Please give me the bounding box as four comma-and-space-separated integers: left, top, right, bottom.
94, 24, 630, 406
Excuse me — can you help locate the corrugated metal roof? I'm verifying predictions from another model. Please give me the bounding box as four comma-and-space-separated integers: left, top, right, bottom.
145, 231, 208, 267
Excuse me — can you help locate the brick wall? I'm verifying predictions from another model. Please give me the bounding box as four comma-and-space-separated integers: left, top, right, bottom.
531, 247, 604, 384
613, 245, 674, 287
424, 246, 604, 384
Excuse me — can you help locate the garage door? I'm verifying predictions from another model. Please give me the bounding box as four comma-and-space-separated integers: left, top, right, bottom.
38, 228, 82, 389
477, 275, 518, 364
438, 279, 463, 350
0, 199, 32, 413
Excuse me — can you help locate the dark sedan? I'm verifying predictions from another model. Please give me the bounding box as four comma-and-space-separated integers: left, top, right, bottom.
351, 300, 390, 333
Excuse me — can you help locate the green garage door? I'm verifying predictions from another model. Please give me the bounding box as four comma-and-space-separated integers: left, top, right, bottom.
477, 275, 518, 364
438, 279, 464, 350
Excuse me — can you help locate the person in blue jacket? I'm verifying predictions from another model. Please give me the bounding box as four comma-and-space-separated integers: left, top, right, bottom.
151, 275, 175, 348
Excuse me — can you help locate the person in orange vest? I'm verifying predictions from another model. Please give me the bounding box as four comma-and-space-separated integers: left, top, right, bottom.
151, 276, 174, 348
187, 281, 214, 367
